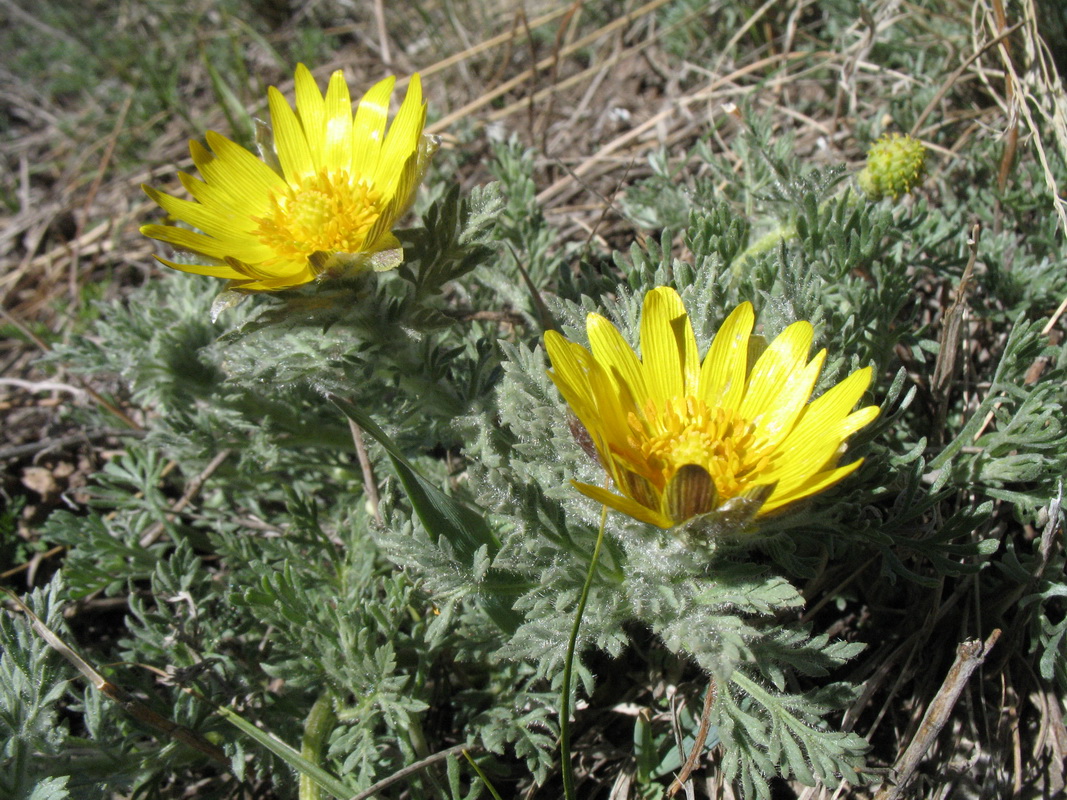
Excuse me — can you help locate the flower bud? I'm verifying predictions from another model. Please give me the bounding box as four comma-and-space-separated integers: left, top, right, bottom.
857, 133, 927, 201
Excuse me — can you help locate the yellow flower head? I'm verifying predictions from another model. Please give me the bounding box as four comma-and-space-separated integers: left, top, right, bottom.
545, 288, 880, 532
141, 64, 437, 292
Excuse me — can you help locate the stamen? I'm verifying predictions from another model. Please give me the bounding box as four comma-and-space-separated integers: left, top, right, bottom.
253, 169, 384, 265
629, 396, 773, 501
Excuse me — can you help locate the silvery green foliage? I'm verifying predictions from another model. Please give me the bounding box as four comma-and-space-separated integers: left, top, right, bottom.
447, 114, 1065, 794
1, 578, 77, 800
28, 183, 517, 795
456, 231, 876, 796
21, 76, 1067, 800
994, 496, 1067, 693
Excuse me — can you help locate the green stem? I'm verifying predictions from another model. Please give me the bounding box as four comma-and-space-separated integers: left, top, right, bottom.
560, 506, 608, 800
463, 749, 504, 800
299, 693, 338, 800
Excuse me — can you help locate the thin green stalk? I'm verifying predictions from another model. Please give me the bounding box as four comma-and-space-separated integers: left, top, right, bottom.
560, 505, 608, 800
462, 749, 504, 800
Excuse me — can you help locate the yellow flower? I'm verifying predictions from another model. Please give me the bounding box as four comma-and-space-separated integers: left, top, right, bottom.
544, 288, 880, 532
141, 64, 437, 292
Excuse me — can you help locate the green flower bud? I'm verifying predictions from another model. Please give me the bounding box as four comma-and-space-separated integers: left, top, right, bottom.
857, 133, 927, 200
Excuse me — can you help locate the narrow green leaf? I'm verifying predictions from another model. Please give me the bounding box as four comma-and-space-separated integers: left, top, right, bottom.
213, 703, 353, 800
330, 394, 525, 632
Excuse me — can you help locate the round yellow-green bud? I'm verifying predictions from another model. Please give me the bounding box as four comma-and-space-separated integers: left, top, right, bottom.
857, 133, 927, 201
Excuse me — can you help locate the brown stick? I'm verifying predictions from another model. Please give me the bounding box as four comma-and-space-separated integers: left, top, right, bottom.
347, 743, 479, 800
991, 0, 1018, 195
875, 629, 1002, 800
667, 678, 718, 797
348, 419, 382, 525
931, 223, 980, 397
1042, 295, 1067, 336
139, 448, 233, 547
3, 588, 228, 765
372, 0, 391, 66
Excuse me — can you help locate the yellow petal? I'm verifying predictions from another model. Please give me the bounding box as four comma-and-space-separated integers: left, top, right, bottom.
751, 349, 825, 449
769, 415, 871, 489
374, 74, 426, 200
351, 212, 384, 254
572, 481, 674, 528
762, 459, 865, 513
368, 230, 401, 256
587, 312, 647, 411
268, 84, 314, 182
405, 133, 440, 212
322, 69, 354, 171
839, 404, 881, 438
151, 253, 246, 279
142, 185, 262, 247
545, 333, 631, 448
221, 255, 316, 286
293, 63, 326, 169
698, 301, 754, 412
177, 172, 241, 215
776, 367, 877, 457
762, 369, 878, 495
140, 223, 244, 261
640, 287, 698, 410
197, 133, 286, 202
226, 270, 317, 291
351, 75, 396, 179
738, 320, 814, 423
545, 332, 600, 424
375, 132, 439, 229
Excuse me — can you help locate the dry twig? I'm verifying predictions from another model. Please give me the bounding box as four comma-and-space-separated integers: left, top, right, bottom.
875, 629, 1002, 800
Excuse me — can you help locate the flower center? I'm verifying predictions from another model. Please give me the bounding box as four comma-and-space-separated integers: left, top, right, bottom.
253, 169, 384, 263
628, 396, 772, 500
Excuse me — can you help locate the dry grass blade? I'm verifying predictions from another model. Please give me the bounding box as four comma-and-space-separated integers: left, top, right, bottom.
428, 0, 676, 134
969, 0, 1067, 238
348, 418, 382, 525
931, 223, 980, 424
